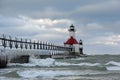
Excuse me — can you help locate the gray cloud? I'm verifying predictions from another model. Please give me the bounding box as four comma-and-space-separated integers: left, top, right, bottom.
0, 0, 120, 54
0, 15, 73, 43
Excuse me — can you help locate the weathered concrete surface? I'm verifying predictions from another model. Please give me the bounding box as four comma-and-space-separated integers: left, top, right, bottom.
10, 55, 30, 63
34, 54, 52, 59
0, 55, 7, 68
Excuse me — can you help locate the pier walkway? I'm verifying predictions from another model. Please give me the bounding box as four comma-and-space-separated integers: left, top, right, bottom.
0, 34, 72, 52
0, 34, 73, 68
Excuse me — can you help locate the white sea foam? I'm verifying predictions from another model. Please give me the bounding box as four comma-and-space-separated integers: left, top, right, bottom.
106, 61, 120, 66
8, 55, 101, 68
0, 70, 12, 75
8, 61, 100, 67
77, 63, 100, 66
17, 69, 109, 78
107, 66, 120, 71
8, 55, 100, 67
55, 62, 100, 67
17, 70, 75, 78
106, 61, 120, 71
71, 58, 85, 60
29, 57, 55, 67
8, 57, 55, 67
55, 62, 71, 66
8, 63, 36, 67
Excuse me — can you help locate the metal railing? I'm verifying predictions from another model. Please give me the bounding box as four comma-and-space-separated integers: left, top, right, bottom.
0, 34, 72, 52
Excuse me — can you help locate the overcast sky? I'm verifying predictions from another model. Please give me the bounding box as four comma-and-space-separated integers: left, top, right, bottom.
0, 0, 120, 55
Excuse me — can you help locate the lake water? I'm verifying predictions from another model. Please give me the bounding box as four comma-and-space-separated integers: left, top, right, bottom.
0, 55, 120, 80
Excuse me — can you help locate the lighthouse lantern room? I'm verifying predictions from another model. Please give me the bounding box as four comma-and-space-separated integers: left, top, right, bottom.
68, 24, 76, 38
64, 24, 83, 55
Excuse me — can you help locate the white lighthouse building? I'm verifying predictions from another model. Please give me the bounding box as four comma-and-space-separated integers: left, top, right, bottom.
64, 24, 83, 55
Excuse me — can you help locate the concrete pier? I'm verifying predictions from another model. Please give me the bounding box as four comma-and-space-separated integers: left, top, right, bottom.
10, 55, 30, 63
0, 55, 7, 68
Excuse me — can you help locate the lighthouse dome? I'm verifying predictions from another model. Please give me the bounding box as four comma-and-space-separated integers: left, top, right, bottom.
68, 24, 76, 32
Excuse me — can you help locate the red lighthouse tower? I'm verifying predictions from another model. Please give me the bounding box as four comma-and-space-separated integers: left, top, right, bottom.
64, 24, 83, 55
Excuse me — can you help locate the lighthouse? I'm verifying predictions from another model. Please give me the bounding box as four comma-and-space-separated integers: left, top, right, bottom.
68, 24, 76, 38
64, 24, 84, 56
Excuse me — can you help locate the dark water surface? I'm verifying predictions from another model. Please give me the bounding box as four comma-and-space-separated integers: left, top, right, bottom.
0, 55, 120, 80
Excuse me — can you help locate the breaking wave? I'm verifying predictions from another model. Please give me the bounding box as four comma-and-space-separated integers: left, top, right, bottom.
106, 66, 120, 71
8, 58, 101, 67
8, 58, 55, 67
17, 70, 75, 78
8, 56, 120, 71
106, 61, 120, 71
29, 57, 55, 67
55, 62, 100, 67
106, 61, 120, 66
71, 58, 85, 60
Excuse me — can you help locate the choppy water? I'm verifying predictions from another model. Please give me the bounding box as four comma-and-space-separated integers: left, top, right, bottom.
1, 55, 120, 80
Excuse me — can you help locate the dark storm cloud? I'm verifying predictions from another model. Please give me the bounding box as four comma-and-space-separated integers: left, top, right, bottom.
1, 0, 119, 19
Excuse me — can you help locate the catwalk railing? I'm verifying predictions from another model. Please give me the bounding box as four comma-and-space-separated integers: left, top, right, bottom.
0, 34, 72, 52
